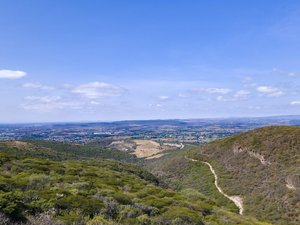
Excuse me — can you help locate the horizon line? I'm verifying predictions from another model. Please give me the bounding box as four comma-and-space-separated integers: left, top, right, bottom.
1, 114, 300, 125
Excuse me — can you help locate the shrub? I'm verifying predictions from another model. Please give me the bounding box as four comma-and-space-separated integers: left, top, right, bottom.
28, 174, 49, 190
87, 215, 111, 225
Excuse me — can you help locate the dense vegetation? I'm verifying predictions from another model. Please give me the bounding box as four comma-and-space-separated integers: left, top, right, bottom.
0, 140, 138, 162
0, 141, 269, 224
144, 149, 238, 212
190, 126, 300, 225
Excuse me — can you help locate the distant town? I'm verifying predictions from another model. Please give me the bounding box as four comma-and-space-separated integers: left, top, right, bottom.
1, 116, 299, 144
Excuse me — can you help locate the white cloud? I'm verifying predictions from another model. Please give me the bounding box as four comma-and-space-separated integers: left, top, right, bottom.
205, 88, 231, 94
290, 101, 300, 105
242, 76, 253, 83
178, 93, 187, 98
216, 96, 224, 101
0, 70, 26, 79
256, 86, 284, 97
159, 95, 170, 100
149, 103, 163, 108
215, 95, 235, 102
272, 68, 300, 77
22, 82, 53, 90
24, 96, 61, 102
72, 82, 126, 99
234, 90, 250, 99
288, 72, 296, 77
194, 87, 231, 94
22, 96, 83, 112
215, 90, 251, 102
90, 101, 101, 105
248, 106, 261, 110
21, 81, 127, 113
242, 76, 257, 87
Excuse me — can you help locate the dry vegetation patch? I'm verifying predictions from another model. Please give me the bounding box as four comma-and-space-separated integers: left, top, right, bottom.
145, 153, 166, 159
133, 140, 163, 158
1, 141, 33, 149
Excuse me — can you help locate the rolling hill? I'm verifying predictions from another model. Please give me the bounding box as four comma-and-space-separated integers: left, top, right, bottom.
0, 140, 269, 224
188, 126, 300, 225
0, 139, 138, 163
2, 126, 299, 224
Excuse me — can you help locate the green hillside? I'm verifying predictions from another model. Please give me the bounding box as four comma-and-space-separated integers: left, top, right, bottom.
0, 141, 269, 224
189, 126, 300, 225
0, 140, 138, 162
144, 149, 239, 213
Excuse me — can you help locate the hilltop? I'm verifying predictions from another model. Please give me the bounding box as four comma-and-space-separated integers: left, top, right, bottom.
190, 126, 300, 224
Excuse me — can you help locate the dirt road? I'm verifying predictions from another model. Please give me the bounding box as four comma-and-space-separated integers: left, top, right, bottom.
186, 157, 244, 215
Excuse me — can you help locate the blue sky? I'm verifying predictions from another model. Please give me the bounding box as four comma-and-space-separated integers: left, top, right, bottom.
1, 0, 300, 122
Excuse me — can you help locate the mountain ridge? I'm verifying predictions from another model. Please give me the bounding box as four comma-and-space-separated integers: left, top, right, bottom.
191, 126, 300, 224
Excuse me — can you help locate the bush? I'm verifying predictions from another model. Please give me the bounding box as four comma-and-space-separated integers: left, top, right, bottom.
0, 191, 25, 221
87, 215, 111, 225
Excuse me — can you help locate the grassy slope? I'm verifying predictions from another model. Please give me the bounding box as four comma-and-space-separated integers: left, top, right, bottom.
144, 149, 239, 213
0, 140, 138, 162
0, 154, 268, 225
190, 126, 300, 225
0, 142, 269, 224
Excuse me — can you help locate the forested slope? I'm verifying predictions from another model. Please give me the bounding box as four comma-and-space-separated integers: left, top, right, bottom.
190, 126, 300, 225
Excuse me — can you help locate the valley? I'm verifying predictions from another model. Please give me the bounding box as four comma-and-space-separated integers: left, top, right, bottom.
0, 120, 299, 224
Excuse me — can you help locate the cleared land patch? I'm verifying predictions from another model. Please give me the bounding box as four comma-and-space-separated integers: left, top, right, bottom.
133, 140, 163, 158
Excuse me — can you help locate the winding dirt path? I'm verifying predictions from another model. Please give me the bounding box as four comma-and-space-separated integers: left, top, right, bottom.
185, 157, 244, 215
180, 143, 184, 149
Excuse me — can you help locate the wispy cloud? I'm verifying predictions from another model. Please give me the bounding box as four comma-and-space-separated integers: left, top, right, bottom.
234, 90, 251, 99
20, 81, 127, 113
149, 103, 163, 108
215, 90, 251, 102
290, 101, 300, 105
72, 82, 126, 99
0, 70, 26, 79
194, 87, 232, 94
22, 96, 83, 112
272, 68, 300, 77
216, 96, 227, 101
242, 76, 257, 87
256, 86, 284, 97
158, 95, 170, 101
22, 82, 53, 90
242, 76, 253, 83
178, 93, 188, 98
205, 88, 231, 94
